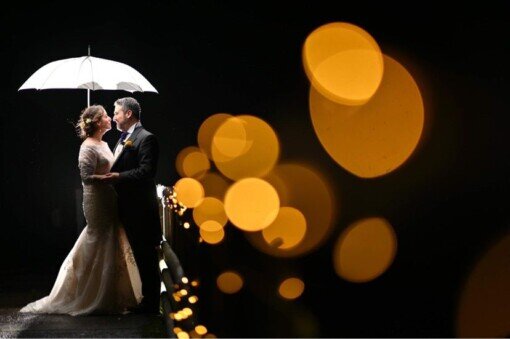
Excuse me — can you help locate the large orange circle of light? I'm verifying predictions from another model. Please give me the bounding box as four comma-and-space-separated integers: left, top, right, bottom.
211, 116, 251, 162
197, 113, 233, 159
200, 227, 225, 245
224, 178, 280, 232
246, 163, 336, 257
310, 55, 424, 178
185, 150, 210, 179
262, 207, 307, 249
457, 233, 510, 337
193, 197, 228, 228
174, 178, 205, 208
213, 115, 279, 180
333, 217, 397, 283
303, 22, 384, 105
176, 146, 210, 179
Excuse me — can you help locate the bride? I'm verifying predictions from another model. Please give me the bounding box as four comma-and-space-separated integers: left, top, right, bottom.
20, 105, 142, 315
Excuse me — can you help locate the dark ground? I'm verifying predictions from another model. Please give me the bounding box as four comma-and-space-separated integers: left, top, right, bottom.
0, 272, 166, 338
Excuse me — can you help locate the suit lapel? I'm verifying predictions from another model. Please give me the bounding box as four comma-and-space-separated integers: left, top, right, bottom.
112, 126, 144, 169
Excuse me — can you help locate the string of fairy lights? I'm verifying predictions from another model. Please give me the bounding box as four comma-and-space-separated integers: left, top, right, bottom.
157, 185, 214, 339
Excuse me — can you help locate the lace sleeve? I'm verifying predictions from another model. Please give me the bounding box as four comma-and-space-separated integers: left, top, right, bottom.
78, 146, 97, 184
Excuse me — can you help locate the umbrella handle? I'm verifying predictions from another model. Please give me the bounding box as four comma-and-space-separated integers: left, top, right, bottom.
87, 45, 90, 107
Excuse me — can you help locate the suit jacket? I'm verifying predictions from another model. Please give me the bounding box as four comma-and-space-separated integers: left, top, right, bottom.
111, 125, 161, 244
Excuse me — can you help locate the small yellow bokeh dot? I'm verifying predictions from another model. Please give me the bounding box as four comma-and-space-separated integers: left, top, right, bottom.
195, 325, 208, 335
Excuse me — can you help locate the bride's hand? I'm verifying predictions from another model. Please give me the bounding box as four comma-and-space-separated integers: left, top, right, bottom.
101, 172, 120, 184
91, 174, 108, 181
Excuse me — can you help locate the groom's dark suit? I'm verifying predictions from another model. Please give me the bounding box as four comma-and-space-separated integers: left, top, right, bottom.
111, 124, 161, 312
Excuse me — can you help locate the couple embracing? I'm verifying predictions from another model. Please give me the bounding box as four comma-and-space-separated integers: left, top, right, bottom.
21, 97, 161, 315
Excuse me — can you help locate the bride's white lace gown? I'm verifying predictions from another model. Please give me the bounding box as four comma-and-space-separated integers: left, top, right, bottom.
20, 142, 142, 315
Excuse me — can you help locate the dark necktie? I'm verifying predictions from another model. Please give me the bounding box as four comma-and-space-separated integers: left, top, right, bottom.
120, 131, 128, 145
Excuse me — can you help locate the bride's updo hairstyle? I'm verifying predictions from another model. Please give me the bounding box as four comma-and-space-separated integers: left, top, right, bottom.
76, 105, 106, 139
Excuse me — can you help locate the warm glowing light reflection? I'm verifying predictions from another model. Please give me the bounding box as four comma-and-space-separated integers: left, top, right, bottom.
200, 220, 223, 232
278, 277, 305, 300
195, 325, 208, 335
262, 207, 307, 249
175, 146, 210, 179
188, 296, 198, 304
200, 227, 225, 244
193, 197, 228, 228
174, 178, 205, 208
177, 332, 190, 339
457, 233, 510, 337
217, 271, 244, 294
198, 113, 233, 159
333, 217, 397, 283
246, 163, 336, 257
199, 172, 231, 201
309, 55, 424, 178
212, 117, 251, 162
213, 115, 279, 180
182, 150, 210, 179
303, 22, 384, 105
224, 178, 280, 232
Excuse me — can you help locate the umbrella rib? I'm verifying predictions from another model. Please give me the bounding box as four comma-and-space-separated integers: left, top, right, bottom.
127, 67, 143, 92
39, 58, 77, 89
79, 57, 94, 90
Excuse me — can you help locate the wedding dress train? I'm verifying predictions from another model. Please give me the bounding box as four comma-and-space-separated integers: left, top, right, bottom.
20, 142, 142, 315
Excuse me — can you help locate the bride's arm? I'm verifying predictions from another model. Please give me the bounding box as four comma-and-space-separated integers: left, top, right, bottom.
78, 146, 100, 184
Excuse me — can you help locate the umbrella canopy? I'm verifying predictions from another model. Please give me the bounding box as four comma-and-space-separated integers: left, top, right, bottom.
19, 54, 158, 106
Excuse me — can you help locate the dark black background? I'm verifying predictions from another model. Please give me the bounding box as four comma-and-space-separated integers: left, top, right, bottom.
1, 1, 509, 337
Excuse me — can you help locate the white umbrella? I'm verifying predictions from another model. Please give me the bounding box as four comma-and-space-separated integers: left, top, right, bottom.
18, 47, 158, 106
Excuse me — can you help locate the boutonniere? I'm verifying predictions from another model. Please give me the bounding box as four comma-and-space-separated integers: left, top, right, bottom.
123, 140, 134, 148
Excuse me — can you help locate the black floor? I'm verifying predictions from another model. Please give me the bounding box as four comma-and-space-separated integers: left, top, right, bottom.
0, 271, 167, 338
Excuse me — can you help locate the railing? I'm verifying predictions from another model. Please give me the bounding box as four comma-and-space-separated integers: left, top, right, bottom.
157, 185, 206, 338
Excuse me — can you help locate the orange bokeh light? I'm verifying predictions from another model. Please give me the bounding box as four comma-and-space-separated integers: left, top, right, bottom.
217, 271, 244, 294
246, 163, 336, 257
309, 55, 424, 178
174, 178, 205, 208
197, 113, 233, 159
303, 22, 384, 105
457, 233, 510, 337
278, 277, 305, 300
333, 217, 397, 283
213, 115, 279, 180
224, 178, 280, 232
262, 207, 307, 249
193, 197, 228, 228
200, 227, 225, 245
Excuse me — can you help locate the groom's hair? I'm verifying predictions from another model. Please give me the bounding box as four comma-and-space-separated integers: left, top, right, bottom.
115, 97, 141, 120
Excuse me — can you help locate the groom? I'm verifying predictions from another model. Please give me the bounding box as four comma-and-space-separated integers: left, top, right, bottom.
103, 97, 161, 314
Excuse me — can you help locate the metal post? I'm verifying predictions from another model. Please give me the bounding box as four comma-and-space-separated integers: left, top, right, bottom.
87, 45, 91, 107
